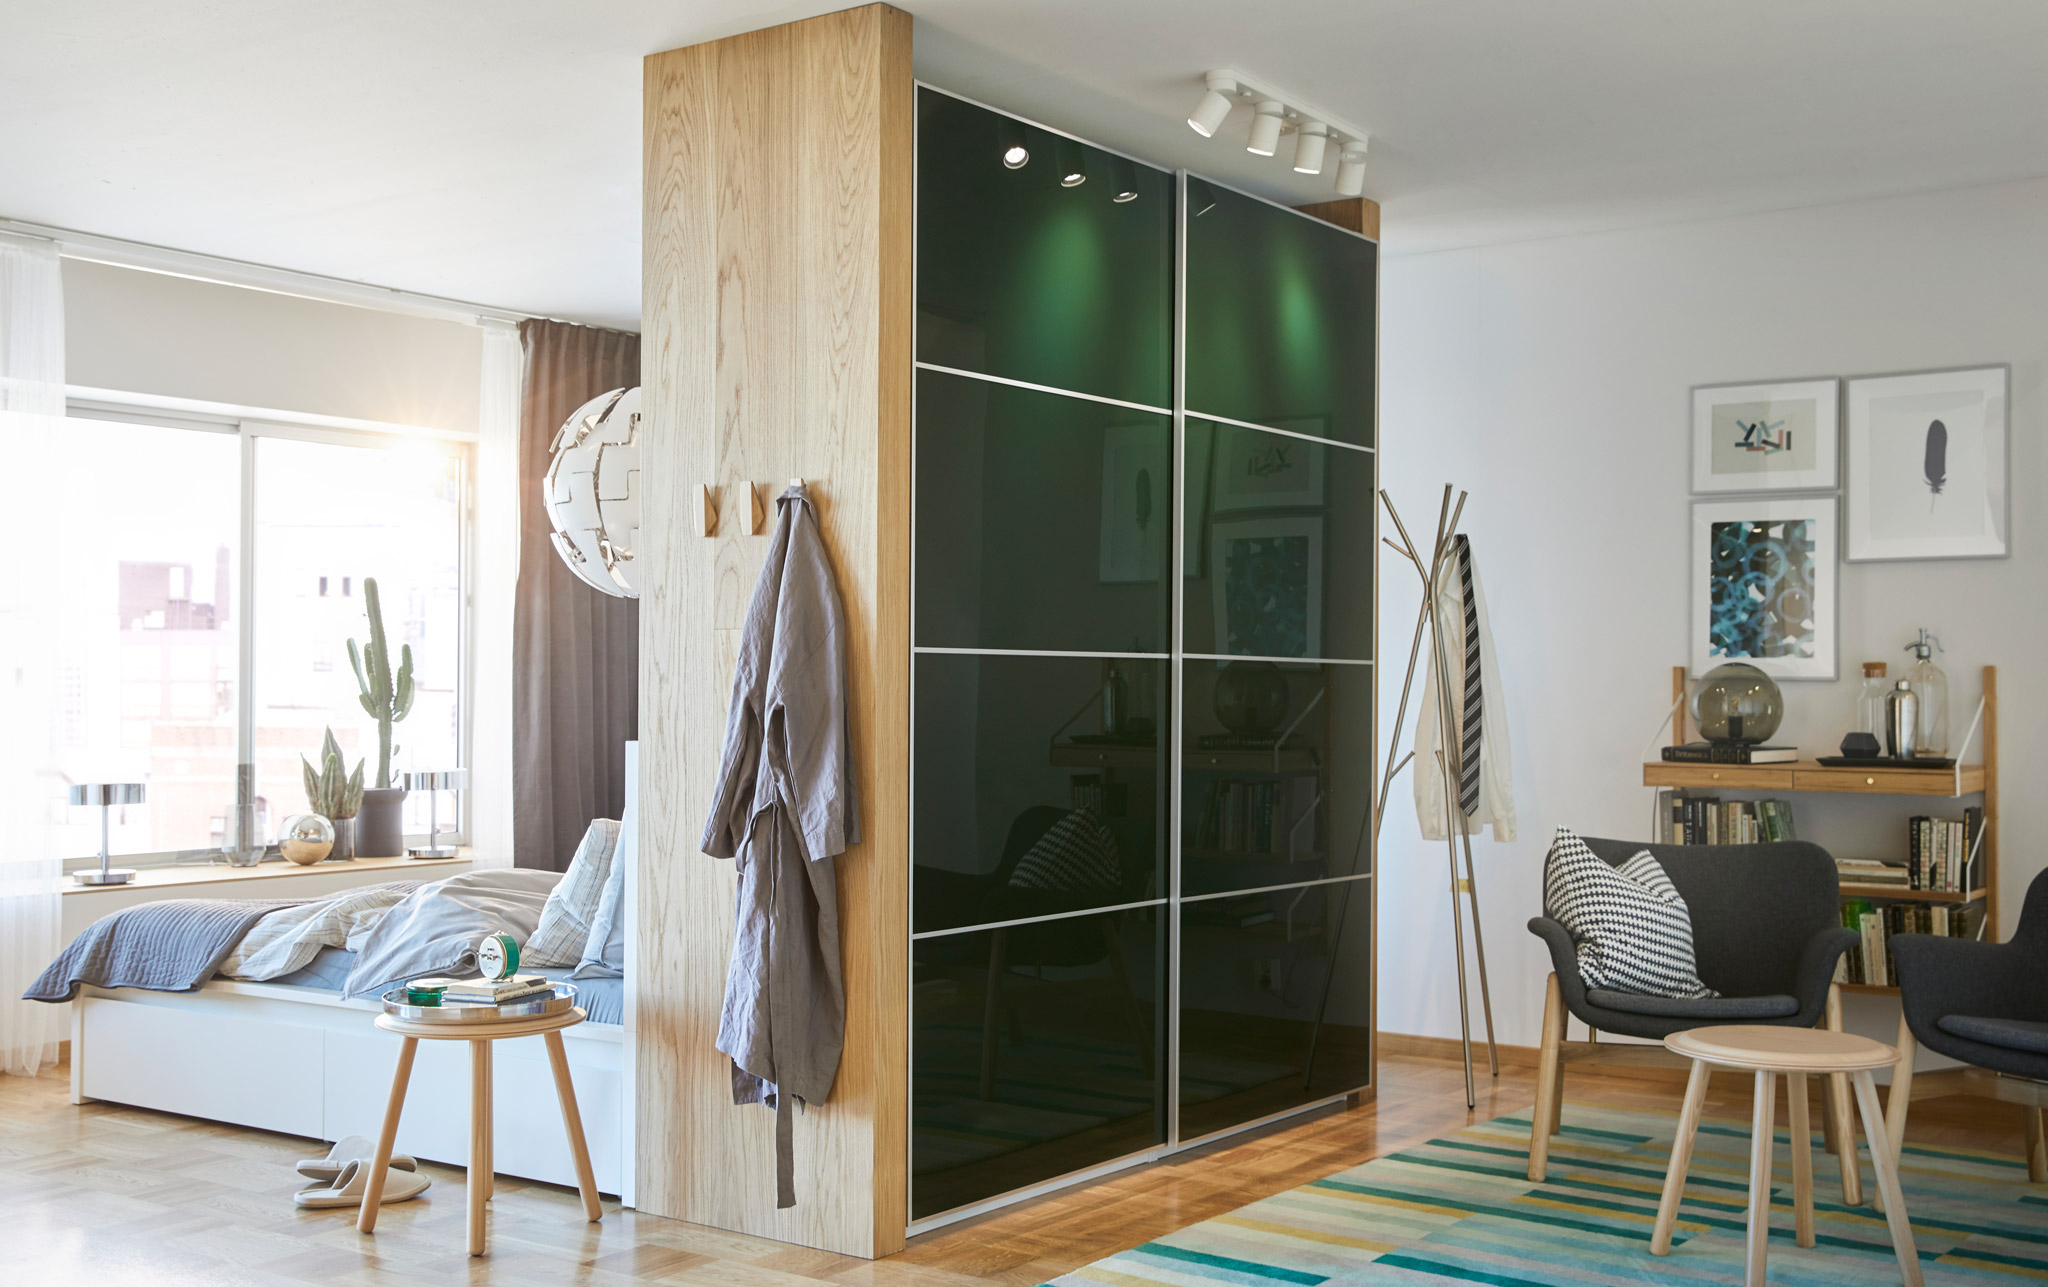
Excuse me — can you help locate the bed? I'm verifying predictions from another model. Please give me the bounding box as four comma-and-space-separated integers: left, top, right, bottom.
54, 752, 643, 1205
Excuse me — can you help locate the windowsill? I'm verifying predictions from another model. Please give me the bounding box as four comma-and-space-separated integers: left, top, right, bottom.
60, 850, 480, 894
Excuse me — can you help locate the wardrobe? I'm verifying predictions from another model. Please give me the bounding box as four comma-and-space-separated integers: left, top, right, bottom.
640, 3, 1376, 1257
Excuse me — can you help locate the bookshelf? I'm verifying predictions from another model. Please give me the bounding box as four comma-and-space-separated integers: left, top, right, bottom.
1642, 664, 1999, 995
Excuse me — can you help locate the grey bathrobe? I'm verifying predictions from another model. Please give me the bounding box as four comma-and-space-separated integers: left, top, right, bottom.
700, 483, 860, 1209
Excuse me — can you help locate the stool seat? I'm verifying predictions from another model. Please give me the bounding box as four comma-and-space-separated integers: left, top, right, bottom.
1666, 1023, 1899, 1073
357, 1003, 602, 1256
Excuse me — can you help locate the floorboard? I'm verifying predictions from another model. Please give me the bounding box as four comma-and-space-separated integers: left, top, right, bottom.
0, 1049, 2023, 1284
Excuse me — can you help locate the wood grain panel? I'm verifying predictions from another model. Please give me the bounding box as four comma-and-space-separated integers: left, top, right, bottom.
1294, 197, 1381, 241
640, 3, 912, 1258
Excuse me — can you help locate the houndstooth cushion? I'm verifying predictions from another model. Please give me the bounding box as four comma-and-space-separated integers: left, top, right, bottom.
1008, 808, 1121, 893
1543, 826, 1717, 1000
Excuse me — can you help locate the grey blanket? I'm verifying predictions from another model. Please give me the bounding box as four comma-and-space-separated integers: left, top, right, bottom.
24, 895, 312, 1003
341, 868, 562, 999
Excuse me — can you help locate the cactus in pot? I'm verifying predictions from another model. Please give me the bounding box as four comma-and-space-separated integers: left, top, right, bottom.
348, 578, 416, 856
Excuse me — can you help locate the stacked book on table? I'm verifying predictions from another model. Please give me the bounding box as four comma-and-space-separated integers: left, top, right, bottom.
412, 974, 554, 1006
1837, 900, 1986, 986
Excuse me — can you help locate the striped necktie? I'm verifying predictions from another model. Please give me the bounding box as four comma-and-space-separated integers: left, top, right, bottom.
1456, 536, 1482, 815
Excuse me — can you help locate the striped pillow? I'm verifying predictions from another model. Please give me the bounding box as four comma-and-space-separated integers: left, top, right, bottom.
1542, 827, 1717, 1000
525, 819, 621, 967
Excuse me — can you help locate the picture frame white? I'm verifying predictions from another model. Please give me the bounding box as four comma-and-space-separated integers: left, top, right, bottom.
1844, 365, 2010, 562
1690, 377, 1839, 494
1689, 496, 1837, 681
1210, 515, 1322, 660
1210, 420, 1327, 514
1098, 423, 1167, 583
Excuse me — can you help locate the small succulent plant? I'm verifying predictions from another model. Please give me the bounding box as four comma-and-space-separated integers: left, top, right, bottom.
302, 726, 365, 820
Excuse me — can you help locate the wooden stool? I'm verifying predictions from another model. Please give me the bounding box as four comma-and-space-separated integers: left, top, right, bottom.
1652, 1024, 1920, 1287
357, 1007, 602, 1257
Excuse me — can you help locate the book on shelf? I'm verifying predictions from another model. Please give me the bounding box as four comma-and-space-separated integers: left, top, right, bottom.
1660, 742, 1798, 764
1195, 732, 1283, 751
1836, 858, 1912, 886
1655, 791, 1798, 845
1905, 807, 1985, 892
1191, 776, 1318, 857
1833, 898, 1985, 986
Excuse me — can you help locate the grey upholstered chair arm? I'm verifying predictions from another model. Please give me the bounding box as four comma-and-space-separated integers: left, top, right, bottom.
1892, 934, 2047, 1042
1791, 926, 1859, 1022
1527, 916, 1580, 983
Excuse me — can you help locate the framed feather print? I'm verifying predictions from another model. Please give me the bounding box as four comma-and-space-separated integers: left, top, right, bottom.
1845, 366, 2009, 561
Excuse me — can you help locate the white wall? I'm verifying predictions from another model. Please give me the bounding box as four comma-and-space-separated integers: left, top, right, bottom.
64, 258, 483, 431
1377, 175, 2046, 1051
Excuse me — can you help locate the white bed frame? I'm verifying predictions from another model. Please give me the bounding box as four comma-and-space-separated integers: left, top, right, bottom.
64, 745, 645, 1205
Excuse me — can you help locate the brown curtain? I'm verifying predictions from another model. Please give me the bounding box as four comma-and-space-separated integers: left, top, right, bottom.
513, 319, 641, 870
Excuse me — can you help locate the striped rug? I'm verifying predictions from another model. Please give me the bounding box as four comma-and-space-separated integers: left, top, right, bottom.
1046, 1104, 2048, 1284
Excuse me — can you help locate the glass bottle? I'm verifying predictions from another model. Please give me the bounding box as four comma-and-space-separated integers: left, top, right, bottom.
1902, 629, 1949, 758
1855, 662, 1889, 736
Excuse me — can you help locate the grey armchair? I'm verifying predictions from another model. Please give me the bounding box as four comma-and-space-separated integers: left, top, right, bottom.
1525, 837, 1861, 1197
1886, 867, 2048, 1182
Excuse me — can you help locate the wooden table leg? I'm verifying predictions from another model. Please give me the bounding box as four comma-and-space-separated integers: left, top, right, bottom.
544, 1030, 603, 1222
469, 1039, 488, 1256
358, 1035, 417, 1234
1652, 1058, 1711, 1256
1746, 1069, 1776, 1287
481, 1038, 495, 1201
1787, 1071, 1814, 1249
1852, 1070, 1924, 1287
1826, 984, 1863, 1205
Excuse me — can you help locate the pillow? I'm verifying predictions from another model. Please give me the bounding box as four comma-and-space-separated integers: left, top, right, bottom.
525, 819, 621, 967
1007, 808, 1120, 893
571, 826, 628, 980
1542, 826, 1717, 1000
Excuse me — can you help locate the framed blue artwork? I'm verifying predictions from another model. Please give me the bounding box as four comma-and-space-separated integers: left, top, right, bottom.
1210, 515, 1322, 660
1690, 496, 1837, 680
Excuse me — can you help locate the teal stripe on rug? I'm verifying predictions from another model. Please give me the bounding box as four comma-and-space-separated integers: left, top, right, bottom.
1133, 1242, 1328, 1283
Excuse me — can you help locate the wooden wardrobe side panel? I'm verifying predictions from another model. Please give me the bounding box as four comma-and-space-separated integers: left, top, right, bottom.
639, 3, 911, 1258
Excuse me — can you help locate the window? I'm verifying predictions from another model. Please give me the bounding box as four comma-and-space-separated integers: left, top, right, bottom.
55, 405, 470, 863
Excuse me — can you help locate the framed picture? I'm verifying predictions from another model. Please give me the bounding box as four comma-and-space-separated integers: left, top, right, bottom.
1690, 496, 1837, 681
1211, 420, 1327, 514
1844, 365, 2009, 562
1211, 516, 1322, 659
1098, 423, 1166, 583
1690, 378, 1839, 494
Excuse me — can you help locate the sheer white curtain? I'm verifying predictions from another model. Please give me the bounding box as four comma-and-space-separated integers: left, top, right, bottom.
0, 232, 67, 1076
467, 320, 523, 868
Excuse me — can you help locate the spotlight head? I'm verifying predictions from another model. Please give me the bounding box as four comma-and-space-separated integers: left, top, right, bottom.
1056, 137, 1087, 187
1292, 121, 1328, 175
1334, 140, 1368, 197
997, 119, 1029, 169
1188, 71, 1238, 137
1111, 156, 1139, 203
1245, 100, 1284, 157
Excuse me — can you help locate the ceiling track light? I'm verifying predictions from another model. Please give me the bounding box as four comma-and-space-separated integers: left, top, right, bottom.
997, 118, 1030, 169
1111, 156, 1139, 203
1293, 121, 1328, 175
1245, 100, 1284, 157
1183, 68, 1375, 198
1055, 137, 1087, 187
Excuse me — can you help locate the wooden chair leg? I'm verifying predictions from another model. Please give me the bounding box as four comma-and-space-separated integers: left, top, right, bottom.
2028, 1107, 2046, 1184
1885, 1014, 1916, 1164
1652, 1058, 1711, 1256
1852, 1070, 1926, 1287
1787, 1071, 1815, 1249
469, 1039, 488, 1256
544, 1030, 603, 1222
1746, 1069, 1777, 1287
979, 928, 1008, 1101
1528, 972, 1564, 1181
1825, 983, 1863, 1205
358, 1035, 417, 1234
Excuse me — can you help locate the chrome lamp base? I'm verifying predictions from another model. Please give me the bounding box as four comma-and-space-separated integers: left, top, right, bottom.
408, 845, 460, 860
72, 868, 138, 886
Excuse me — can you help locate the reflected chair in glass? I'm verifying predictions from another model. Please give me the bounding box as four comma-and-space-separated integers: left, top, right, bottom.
1525, 837, 1861, 1198
1888, 867, 2048, 1184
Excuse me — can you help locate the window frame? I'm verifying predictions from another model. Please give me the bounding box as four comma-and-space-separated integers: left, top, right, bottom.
62, 391, 476, 869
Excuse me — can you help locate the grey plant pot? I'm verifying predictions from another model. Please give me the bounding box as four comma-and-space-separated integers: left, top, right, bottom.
327, 815, 355, 861
356, 788, 407, 858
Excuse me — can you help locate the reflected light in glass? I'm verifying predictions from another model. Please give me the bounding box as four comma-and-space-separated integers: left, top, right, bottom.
1112, 156, 1139, 203
1057, 138, 1087, 187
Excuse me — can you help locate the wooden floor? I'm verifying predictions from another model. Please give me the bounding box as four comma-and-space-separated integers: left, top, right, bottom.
1, 1048, 2027, 1285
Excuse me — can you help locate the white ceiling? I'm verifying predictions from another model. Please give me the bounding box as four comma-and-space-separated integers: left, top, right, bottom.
6, 1, 2047, 330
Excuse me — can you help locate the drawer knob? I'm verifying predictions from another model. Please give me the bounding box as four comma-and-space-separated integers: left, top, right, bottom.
1711, 772, 1721, 780
1866, 776, 1876, 785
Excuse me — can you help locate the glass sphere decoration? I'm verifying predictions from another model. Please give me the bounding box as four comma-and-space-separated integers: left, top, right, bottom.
543, 386, 642, 598
279, 812, 336, 866
1691, 663, 1784, 745
1213, 660, 1290, 734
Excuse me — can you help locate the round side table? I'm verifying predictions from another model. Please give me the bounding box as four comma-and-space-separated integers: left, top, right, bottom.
356, 1006, 602, 1257
1653, 1024, 1920, 1287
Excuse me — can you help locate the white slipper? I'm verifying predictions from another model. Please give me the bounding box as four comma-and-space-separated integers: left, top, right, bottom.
294, 1158, 431, 1208
295, 1135, 417, 1183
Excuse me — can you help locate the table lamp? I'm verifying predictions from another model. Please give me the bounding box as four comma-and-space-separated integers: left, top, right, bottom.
404, 769, 467, 859
71, 783, 146, 885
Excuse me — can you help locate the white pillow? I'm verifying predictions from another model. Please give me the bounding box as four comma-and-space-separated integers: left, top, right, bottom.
525, 819, 620, 967
1542, 826, 1717, 999
571, 850, 626, 980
